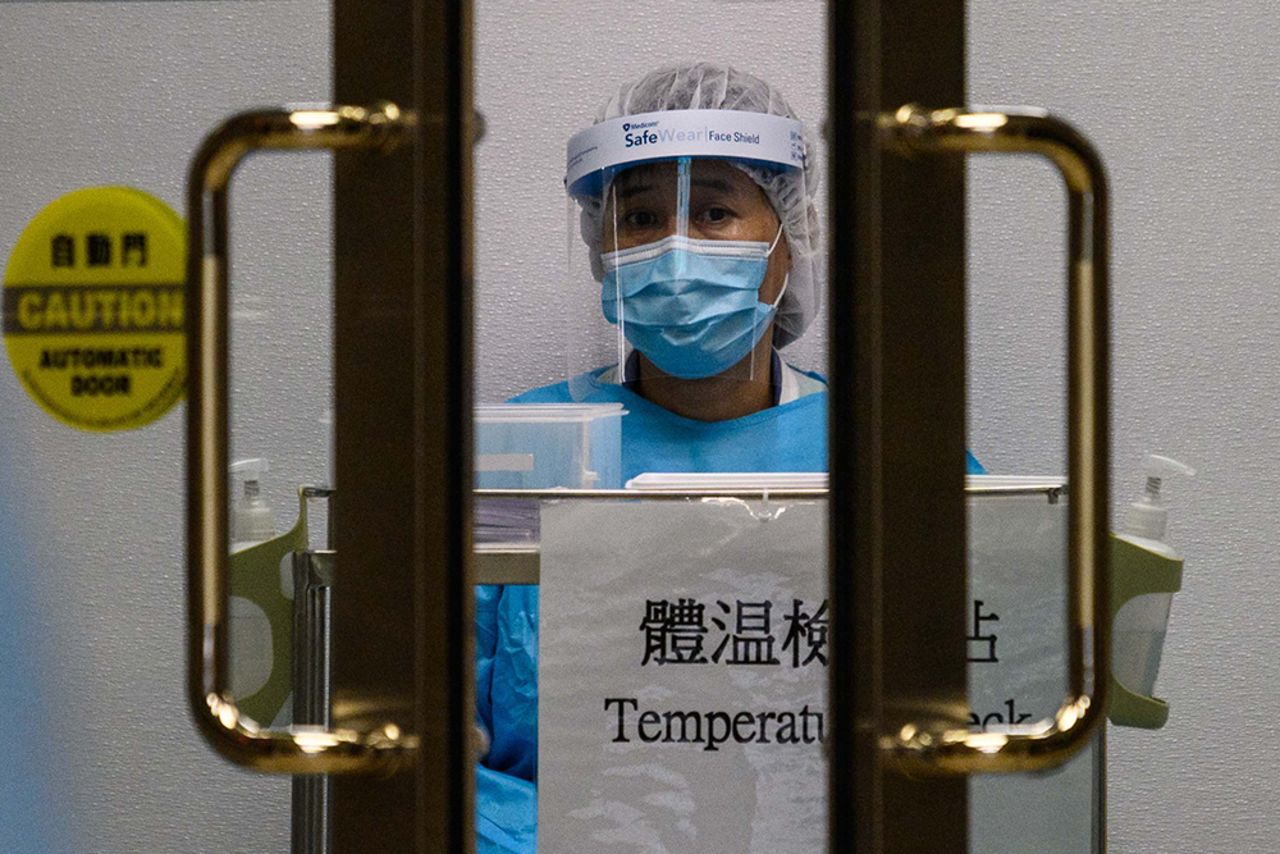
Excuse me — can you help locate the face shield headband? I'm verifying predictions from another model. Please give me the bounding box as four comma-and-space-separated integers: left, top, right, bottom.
565, 108, 806, 200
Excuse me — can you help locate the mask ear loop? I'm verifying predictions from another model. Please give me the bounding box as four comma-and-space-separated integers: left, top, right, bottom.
769, 271, 791, 310
749, 221, 788, 384
766, 220, 785, 255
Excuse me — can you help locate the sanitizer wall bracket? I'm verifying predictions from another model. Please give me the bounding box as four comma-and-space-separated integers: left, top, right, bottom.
227, 489, 309, 726
1108, 535, 1183, 728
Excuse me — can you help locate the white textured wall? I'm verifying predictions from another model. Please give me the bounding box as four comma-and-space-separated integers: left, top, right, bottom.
0, 2, 332, 852
968, 3, 1280, 852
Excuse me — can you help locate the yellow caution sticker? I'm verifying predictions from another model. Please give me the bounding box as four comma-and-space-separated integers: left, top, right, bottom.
3, 187, 186, 431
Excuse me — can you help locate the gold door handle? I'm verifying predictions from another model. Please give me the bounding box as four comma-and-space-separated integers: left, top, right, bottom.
185, 104, 416, 774
879, 106, 1110, 774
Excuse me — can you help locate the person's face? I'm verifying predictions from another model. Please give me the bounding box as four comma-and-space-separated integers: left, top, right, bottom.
602, 159, 791, 304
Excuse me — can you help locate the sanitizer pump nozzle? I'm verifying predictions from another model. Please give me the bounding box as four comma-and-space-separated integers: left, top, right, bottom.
230, 458, 277, 549
1123, 454, 1196, 547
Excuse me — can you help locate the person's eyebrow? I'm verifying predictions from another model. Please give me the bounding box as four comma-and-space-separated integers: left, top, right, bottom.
613, 176, 740, 201
615, 182, 656, 200
691, 177, 737, 194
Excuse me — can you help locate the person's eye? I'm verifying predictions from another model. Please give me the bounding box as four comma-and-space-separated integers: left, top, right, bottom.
699, 206, 734, 225
623, 210, 660, 229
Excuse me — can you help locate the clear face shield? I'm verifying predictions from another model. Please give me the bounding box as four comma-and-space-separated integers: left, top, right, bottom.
562, 109, 810, 404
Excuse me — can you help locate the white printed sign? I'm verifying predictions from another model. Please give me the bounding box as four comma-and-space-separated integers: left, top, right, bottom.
967, 485, 1070, 726
538, 482, 1094, 854
539, 498, 827, 853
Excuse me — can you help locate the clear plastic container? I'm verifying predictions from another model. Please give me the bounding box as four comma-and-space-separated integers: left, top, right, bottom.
475, 403, 624, 490
474, 403, 625, 549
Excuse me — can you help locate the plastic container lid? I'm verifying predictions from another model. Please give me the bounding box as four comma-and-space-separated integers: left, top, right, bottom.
475, 403, 626, 423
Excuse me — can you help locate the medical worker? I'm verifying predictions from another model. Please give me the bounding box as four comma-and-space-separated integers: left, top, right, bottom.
475, 62, 983, 852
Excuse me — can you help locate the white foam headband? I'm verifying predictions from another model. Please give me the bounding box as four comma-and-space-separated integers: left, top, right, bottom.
565, 109, 805, 198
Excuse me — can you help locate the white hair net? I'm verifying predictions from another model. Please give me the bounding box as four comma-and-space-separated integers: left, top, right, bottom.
575, 62, 823, 348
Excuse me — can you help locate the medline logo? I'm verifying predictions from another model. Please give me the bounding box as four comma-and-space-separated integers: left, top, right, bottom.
623, 123, 762, 149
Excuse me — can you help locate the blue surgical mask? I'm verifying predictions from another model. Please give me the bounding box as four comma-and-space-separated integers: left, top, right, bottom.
600, 227, 787, 380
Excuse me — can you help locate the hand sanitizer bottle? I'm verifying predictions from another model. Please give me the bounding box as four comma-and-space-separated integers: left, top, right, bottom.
1112, 454, 1195, 698
230, 458, 277, 551
228, 457, 278, 702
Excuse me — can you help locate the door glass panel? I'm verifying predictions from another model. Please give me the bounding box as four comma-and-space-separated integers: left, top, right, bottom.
473, 2, 830, 851
227, 152, 335, 722
0, 2, 331, 851
965, 133, 1096, 850
966, 0, 1270, 852
962, 64, 1107, 854
961, 87, 1086, 849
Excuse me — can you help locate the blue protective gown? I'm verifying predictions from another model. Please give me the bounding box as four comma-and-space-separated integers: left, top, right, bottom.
474, 365, 983, 852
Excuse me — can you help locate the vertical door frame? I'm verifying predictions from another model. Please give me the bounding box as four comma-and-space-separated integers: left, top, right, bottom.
331, 2, 475, 851
829, 2, 971, 852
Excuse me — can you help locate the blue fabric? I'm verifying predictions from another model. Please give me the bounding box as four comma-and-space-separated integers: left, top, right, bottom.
514, 366, 829, 479
474, 367, 982, 852
622, 348, 786, 406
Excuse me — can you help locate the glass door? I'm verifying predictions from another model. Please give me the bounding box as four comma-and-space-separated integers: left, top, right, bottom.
189, 1, 476, 848
963, 2, 1280, 853
467, 1, 1104, 852
1, 1, 473, 850
17, 0, 1262, 851
471, 2, 835, 850
0, 2, 341, 851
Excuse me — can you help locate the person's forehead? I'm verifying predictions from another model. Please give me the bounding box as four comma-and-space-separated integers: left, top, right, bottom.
612, 159, 756, 193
